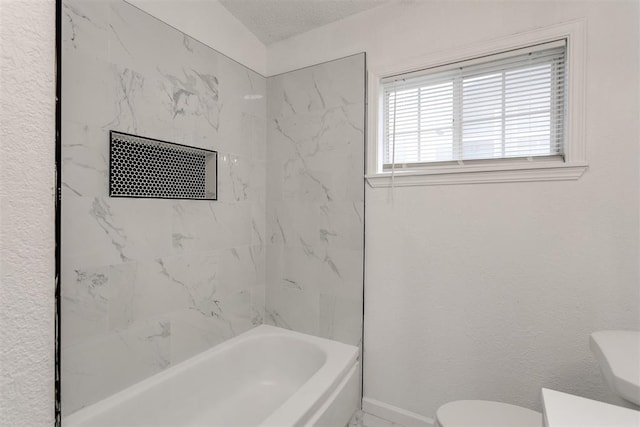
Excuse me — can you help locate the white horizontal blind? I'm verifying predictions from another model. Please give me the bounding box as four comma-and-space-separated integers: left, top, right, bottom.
382, 41, 566, 169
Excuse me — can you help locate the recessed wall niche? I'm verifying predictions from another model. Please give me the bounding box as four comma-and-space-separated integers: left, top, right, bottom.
110, 131, 217, 200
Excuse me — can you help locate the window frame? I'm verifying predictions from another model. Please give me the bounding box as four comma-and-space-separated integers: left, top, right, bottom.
366, 20, 587, 187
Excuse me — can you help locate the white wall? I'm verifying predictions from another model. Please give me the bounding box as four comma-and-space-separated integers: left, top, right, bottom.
127, 0, 267, 76
0, 1, 56, 426
269, 0, 640, 421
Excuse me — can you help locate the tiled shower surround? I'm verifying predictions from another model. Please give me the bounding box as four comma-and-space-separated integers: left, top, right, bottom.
265, 56, 365, 346
61, 0, 364, 416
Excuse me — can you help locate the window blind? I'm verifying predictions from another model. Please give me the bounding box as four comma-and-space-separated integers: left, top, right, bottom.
382, 40, 567, 169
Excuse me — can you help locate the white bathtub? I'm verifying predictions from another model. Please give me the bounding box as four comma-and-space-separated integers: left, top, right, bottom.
63, 325, 360, 427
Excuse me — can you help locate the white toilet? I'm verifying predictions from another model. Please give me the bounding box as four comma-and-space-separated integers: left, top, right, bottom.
434, 399, 542, 427
434, 330, 640, 427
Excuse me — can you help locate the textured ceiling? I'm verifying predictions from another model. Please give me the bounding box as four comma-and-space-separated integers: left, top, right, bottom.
219, 0, 388, 45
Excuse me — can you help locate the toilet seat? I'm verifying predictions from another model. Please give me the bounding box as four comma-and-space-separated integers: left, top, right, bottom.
435, 400, 542, 427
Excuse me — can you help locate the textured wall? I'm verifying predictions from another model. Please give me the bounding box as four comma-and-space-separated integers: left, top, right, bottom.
61, 0, 266, 415
264, 54, 365, 348
0, 1, 56, 426
267, 0, 640, 420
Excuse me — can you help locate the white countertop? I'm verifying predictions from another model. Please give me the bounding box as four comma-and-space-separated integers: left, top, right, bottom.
542, 388, 640, 427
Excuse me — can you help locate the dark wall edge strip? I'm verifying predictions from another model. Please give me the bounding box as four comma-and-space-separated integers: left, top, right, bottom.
55, 0, 62, 424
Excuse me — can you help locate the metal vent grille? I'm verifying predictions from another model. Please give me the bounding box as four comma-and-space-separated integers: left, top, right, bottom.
110, 131, 217, 200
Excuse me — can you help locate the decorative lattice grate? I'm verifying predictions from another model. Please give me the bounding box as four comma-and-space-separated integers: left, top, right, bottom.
110, 131, 217, 200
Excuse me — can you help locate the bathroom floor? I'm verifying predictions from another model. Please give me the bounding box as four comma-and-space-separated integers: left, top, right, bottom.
349, 411, 406, 427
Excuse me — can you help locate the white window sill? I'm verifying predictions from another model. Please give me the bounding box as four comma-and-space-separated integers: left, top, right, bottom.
365, 162, 588, 187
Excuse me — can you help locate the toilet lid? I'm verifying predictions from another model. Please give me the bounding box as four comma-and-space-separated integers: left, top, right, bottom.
436, 400, 542, 427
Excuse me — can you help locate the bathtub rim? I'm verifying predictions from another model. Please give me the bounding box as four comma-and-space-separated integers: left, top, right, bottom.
261, 330, 359, 426
62, 324, 359, 426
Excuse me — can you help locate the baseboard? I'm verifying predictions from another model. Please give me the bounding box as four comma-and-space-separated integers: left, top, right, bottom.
362, 397, 435, 427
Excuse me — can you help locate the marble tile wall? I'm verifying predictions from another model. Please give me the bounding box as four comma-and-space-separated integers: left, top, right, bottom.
265, 54, 366, 348
61, 0, 266, 415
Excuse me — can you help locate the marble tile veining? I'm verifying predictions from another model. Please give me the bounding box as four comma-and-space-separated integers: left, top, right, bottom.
61, 0, 266, 415
61, 317, 171, 414
265, 54, 365, 347
267, 54, 366, 119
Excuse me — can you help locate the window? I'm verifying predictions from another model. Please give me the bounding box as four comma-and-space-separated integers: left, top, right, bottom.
367, 22, 587, 186
383, 41, 565, 169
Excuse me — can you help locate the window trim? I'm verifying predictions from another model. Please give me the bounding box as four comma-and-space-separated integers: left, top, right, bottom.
366, 20, 587, 187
